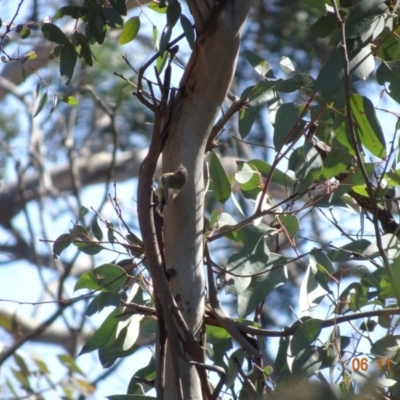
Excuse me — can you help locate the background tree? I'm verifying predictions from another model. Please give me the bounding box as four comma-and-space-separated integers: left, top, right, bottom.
2, 0, 400, 399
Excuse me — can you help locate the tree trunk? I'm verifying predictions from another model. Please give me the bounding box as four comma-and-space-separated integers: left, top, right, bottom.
162, 2, 252, 398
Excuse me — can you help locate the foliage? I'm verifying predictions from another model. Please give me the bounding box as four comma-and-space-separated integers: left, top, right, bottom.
2, 0, 400, 399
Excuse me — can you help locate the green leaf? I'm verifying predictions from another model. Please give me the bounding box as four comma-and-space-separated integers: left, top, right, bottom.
210, 152, 231, 203
274, 74, 314, 93
329, 239, 371, 262
31, 356, 50, 374
238, 104, 259, 138
53, 233, 72, 258
6, 378, 18, 398
79, 308, 121, 355
243, 50, 271, 77
386, 169, 400, 186
235, 162, 261, 191
239, 79, 279, 138
309, 13, 336, 38
312, 260, 334, 296
49, 45, 63, 59
303, 0, 330, 14
278, 214, 299, 240
329, 163, 375, 202
126, 233, 143, 247
292, 346, 324, 378
61, 95, 79, 105
102, 8, 123, 28
299, 262, 327, 313
119, 16, 140, 45
325, 326, 340, 379
320, 138, 354, 180
237, 251, 287, 318
275, 335, 290, 377
159, 26, 172, 56
273, 103, 305, 152
35, 82, 40, 98
33, 91, 48, 118
86, 13, 107, 44
280, 56, 295, 75
126, 357, 156, 394
350, 93, 386, 158
390, 257, 400, 296
363, 233, 400, 259
337, 282, 368, 314
76, 32, 93, 66
122, 315, 142, 351
42, 23, 68, 44
345, 0, 387, 43
98, 324, 138, 367
167, 1, 181, 28
331, 116, 356, 155
54, 6, 89, 19
110, 0, 127, 16
74, 264, 127, 293
148, 1, 168, 13
20, 26, 31, 39
139, 318, 157, 338
152, 24, 158, 48
70, 225, 88, 239
248, 159, 294, 187
242, 80, 277, 107
294, 141, 323, 193
372, 268, 396, 299
377, 29, 400, 62
371, 335, 400, 359
50, 94, 59, 114
21, 51, 37, 64
156, 48, 168, 73
73, 241, 103, 255
291, 318, 322, 354
60, 43, 77, 85
127, 356, 156, 395
312, 250, 334, 274
79, 206, 89, 218
108, 223, 115, 244
86, 292, 119, 316
12, 368, 31, 391
58, 354, 84, 375
91, 218, 103, 241
353, 265, 380, 289
315, 46, 374, 93
180, 14, 194, 49
359, 320, 377, 332
226, 348, 245, 388
378, 311, 392, 328
13, 353, 29, 376
376, 60, 400, 104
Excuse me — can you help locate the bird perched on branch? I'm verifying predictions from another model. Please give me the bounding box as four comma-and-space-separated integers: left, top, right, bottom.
156, 164, 188, 213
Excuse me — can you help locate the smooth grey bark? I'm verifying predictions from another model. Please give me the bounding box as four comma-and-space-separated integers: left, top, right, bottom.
162, 2, 252, 398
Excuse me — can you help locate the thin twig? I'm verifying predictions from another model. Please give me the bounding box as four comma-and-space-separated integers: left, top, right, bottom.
206, 95, 248, 152
136, 56, 184, 398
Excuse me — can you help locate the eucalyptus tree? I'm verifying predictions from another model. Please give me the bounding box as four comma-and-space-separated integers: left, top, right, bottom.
2, 1, 400, 399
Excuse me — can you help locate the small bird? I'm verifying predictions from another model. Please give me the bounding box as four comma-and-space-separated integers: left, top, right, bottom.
157, 164, 188, 213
